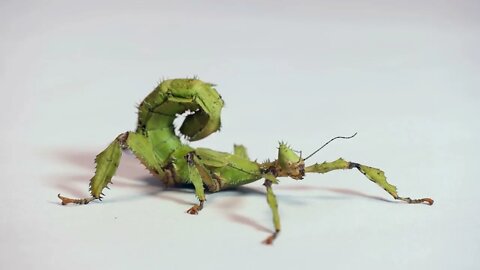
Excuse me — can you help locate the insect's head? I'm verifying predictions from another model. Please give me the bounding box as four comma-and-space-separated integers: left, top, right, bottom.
277, 142, 305, 180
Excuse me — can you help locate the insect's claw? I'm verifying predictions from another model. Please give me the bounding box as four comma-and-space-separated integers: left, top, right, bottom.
262, 236, 274, 245
262, 231, 279, 245
58, 193, 67, 205
186, 200, 204, 215
423, 198, 434, 205
186, 205, 200, 215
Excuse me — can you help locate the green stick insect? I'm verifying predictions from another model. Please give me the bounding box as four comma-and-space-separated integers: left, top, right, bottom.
58, 78, 434, 244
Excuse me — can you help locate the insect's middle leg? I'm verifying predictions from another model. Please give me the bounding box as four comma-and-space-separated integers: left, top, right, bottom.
183, 152, 210, 215
304, 158, 434, 205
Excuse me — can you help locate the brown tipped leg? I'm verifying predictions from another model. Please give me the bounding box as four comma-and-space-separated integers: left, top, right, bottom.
262, 230, 280, 245
262, 179, 281, 245
187, 200, 204, 215
58, 194, 97, 205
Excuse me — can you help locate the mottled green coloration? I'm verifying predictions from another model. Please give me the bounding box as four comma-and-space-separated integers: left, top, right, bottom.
357, 165, 398, 198
304, 158, 350, 174
233, 144, 249, 159
58, 77, 434, 244
89, 139, 122, 198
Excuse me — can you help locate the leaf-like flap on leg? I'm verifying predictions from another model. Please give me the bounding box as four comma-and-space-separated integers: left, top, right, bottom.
127, 132, 163, 176
89, 140, 123, 198
358, 165, 398, 198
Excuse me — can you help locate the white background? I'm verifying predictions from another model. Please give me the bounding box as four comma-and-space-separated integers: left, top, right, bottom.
1, 0, 479, 269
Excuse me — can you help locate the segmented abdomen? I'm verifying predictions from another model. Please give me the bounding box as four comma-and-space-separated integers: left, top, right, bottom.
136, 78, 224, 141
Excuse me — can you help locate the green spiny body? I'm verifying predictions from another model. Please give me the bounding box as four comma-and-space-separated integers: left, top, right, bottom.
58, 78, 433, 244
132, 79, 262, 193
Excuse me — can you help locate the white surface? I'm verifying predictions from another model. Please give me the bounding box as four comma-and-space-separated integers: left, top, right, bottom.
1, 0, 479, 269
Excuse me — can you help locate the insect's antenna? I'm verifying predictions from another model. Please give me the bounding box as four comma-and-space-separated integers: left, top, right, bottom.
303, 132, 358, 161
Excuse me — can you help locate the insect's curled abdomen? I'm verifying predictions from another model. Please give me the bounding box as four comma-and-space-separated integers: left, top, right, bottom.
136, 78, 224, 141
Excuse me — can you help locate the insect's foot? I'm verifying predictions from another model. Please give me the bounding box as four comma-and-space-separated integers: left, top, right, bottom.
398, 196, 434, 205
187, 205, 201, 215
262, 231, 279, 245
57, 194, 96, 205
262, 236, 274, 245
186, 200, 204, 215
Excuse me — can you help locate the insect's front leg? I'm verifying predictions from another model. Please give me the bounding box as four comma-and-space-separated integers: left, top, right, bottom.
305, 158, 434, 205
262, 177, 281, 245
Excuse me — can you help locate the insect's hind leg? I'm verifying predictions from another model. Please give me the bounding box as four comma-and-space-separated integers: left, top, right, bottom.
304, 158, 434, 205
58, 132, 164, 205
58, 133, 126, 205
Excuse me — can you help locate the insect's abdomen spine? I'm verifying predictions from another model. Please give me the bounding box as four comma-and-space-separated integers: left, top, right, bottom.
136, 78, 224, 145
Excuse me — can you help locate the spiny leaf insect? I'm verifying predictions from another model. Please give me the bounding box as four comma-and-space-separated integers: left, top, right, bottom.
58, 78, 433, 244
